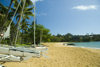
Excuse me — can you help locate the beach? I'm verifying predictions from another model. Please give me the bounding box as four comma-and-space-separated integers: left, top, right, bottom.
3, 43, 100, 67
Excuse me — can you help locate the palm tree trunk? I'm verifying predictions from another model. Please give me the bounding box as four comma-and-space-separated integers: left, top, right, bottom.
7, 0, 14, 16
14, 0, 26, 46
14, 16, 21, 46
21, 29, 24, 44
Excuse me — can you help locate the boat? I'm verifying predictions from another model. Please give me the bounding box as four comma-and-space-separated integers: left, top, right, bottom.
67, 43, 75, 45
0, 54, 21, 62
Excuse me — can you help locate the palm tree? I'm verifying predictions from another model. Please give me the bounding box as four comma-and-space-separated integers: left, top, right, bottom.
0, 3, 6, 27
0, 3, 7, 14
6, 0, 14, 17
13, 0, 34, 45
0, 3, 11, 32
1, 0, 14, 31
20, 20, 29, 44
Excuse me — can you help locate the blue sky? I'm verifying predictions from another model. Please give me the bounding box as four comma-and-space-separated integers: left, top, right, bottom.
35, 0, 100, 35
0, 0, 100, 35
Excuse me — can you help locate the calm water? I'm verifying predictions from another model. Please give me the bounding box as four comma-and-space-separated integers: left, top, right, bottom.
73, 42, 100, 49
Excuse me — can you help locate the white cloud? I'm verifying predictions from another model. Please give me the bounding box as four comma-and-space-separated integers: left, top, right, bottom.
31, 0, 43, 3
72, 5, 97, 10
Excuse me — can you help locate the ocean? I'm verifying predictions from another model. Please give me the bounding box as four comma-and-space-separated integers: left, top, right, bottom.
73, 41, 100, 49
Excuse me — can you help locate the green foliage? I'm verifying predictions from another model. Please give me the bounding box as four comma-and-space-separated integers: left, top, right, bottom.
28, 22, 51, 44
50, 33, 100, 42
0, 3, 9, 30
16, 44, 30, 47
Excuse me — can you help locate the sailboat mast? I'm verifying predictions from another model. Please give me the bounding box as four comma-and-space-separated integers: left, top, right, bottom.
33, 2, 36, 46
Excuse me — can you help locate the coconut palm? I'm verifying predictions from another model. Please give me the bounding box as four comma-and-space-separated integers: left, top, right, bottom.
0, 3, 7, 14
20, 20, 29, 44
6, 0, 14, 17
1, 0, 14, 31
0, 3, 10, 32
0, 3, 6, 27
13, 0, 34, 45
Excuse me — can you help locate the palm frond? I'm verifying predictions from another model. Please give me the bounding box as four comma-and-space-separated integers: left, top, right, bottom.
24, 11, 34, 16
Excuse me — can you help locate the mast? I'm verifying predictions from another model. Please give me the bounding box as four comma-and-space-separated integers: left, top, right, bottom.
33, 2, 36, 47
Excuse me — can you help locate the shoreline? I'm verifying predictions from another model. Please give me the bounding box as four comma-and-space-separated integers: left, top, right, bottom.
63, 42, 100, 50
66, 45, 100, 50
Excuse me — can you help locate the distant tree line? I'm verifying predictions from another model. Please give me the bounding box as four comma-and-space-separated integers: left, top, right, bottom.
50, 33, 100, 42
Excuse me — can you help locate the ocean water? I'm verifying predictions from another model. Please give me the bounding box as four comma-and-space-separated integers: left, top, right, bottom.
73, 42, 100, 49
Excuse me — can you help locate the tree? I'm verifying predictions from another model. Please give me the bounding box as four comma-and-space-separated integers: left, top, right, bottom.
13, 0, 34, 45
29, 23, 51, 44
0, 3, 8, 30
20, 20, 29, 44
0, 0, 15, 33
64, 33, 73, 42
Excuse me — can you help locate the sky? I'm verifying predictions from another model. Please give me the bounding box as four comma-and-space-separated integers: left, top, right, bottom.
0, 0, 100, 35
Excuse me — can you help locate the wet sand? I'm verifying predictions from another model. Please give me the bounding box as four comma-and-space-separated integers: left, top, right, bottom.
3, 43, 100, 67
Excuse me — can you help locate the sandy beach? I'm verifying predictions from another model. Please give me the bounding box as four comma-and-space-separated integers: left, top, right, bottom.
2, 43, 100, 67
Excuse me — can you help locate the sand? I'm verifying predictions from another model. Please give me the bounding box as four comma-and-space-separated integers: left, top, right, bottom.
2, 43, 100, 67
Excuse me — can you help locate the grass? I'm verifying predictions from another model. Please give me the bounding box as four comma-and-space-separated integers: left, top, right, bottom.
16, 44, 31, 47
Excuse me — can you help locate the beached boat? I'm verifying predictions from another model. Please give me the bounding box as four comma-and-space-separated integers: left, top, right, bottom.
63, 43, 75, 46
67, 43, 75, 45
0, 54, 21, 62
0, 65, 5, 67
